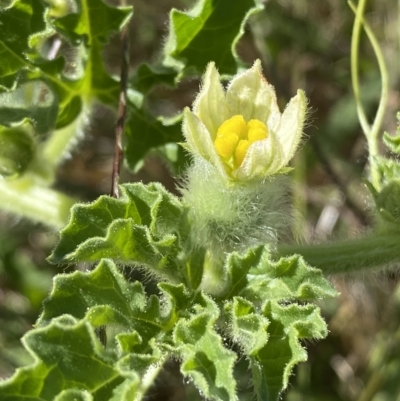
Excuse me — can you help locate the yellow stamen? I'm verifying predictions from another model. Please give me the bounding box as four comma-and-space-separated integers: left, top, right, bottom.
235, 140, 250, 166
216, 115, 247, 141
247, 119, 268, 143
214, 133, 239, 159
214, 115, 268, 169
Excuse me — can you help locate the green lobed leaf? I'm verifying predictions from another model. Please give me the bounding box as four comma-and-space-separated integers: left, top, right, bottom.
0, 315, 140, 401
43, 257, 183, 339
124, 106, 183, 173
219, 247, 337, 400
0, 259, 200, 400
174, 294, 237, 401
0, 0, 63, 131
49, 182, 185, 281
226, 295, 328, 400
163, 0, 264, 75
239, 248, 337, 304
250, 301, 328, 401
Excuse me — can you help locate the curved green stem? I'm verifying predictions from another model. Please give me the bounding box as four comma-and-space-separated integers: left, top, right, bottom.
351, 0, 370, 135
349, 0, 389, 190
0, 176, 75, 229
276, 234, 400, 275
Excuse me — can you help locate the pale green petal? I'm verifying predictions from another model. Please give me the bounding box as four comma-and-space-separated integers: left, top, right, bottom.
193, 62, 228, 140
266, 90, 281, 133
275, 90, 307, 165
182, 108, 228, 177
226, 59, 279, 124
234, 132, 284, 181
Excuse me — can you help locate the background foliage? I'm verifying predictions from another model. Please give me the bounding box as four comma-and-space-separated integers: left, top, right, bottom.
0, 0, 400, 400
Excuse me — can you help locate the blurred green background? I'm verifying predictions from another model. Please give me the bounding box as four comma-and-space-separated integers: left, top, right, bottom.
1, 0, 400, 400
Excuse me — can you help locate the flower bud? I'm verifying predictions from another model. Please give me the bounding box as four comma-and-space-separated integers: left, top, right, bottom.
181, 60, 306, 261
182, 60, 307, 182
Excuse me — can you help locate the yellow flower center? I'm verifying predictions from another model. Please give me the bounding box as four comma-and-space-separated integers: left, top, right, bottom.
214, 115, 268, 169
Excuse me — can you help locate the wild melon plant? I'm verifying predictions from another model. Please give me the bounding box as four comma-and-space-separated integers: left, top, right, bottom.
0, 0, 399, 400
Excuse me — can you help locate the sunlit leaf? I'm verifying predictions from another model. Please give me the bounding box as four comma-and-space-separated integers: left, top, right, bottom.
0, 259, 194, 400
49, 183, 185, 282
174, 294, 237, 401
221, 247, 337, 400
164, 0, 264, 75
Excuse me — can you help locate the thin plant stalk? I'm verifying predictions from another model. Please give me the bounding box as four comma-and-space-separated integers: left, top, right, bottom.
350, 0, 389, 190
111, 11, 130, 198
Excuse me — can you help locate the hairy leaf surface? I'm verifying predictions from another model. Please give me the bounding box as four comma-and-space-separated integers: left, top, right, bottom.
0, 259, 194, 400
174, 295, 237, 401
222, 247, 337, 400
49, 183, 185, 282
0, 315, 139, 401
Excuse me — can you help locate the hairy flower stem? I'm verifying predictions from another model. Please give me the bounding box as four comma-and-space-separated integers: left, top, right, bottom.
276, 234, 400, 275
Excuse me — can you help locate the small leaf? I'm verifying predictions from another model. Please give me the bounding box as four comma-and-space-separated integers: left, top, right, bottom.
240, 248, 337, 304
174, 294, 237, 401
163, 0, 264, 75
375, 179, 400, 223
124, 105, 183, 173
376, 156, 400, 186
383, 131, 400, 153
383, 112, 400, 153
